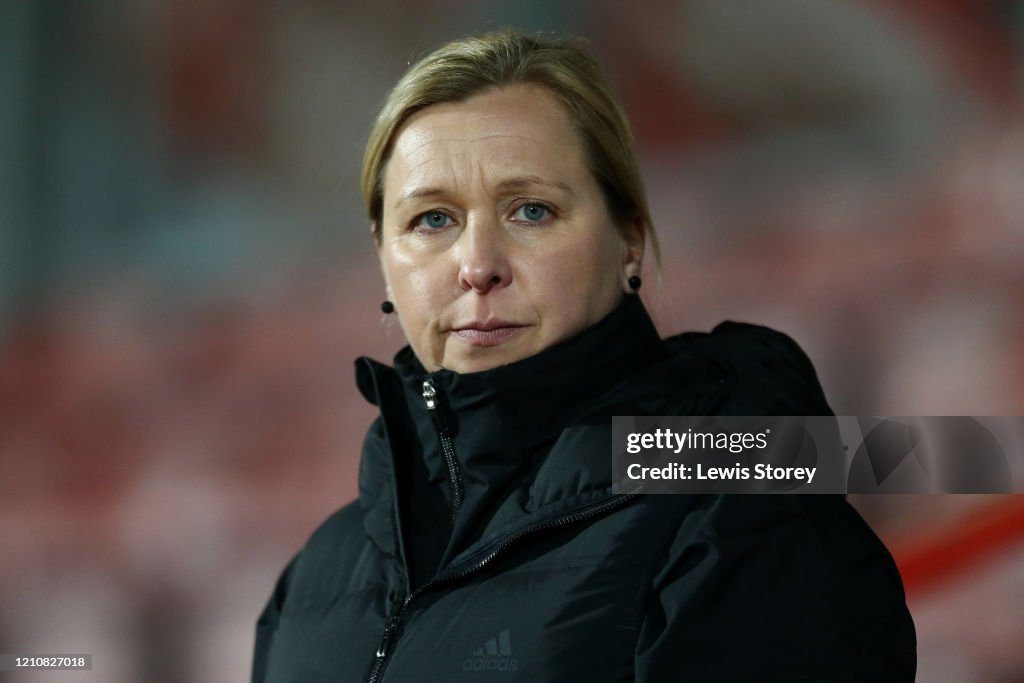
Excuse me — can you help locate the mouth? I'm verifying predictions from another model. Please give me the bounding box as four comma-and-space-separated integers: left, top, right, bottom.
451, 320, 528, 347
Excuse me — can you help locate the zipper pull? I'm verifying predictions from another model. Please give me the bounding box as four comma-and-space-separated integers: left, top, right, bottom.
375, 612, 400, 658
367, 599, 412, 683
422, 379, 437, 410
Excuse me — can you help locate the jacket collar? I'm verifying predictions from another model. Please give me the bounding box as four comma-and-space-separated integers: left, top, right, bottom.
398, 294, 663, 439
354, 295, 668, 565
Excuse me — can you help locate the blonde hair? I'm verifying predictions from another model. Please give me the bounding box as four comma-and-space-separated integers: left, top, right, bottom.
360, 31, 660, 267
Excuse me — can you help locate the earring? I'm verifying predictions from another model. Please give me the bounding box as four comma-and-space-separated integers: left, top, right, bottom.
380, 300, 395, 314
628, 275, 642, 291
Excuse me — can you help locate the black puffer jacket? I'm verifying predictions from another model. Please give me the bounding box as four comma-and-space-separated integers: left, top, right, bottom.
252, 296, 916, 682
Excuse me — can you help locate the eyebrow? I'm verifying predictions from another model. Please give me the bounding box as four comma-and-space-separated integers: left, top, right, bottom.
494, 175, 574, 195
397, 175, 574, 206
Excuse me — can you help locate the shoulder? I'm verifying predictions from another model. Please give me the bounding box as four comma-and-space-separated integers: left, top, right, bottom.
662, 321, 833, 416
279, 499, 369, 592
295, 499, 366, 564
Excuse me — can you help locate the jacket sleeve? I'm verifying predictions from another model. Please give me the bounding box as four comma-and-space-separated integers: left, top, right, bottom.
252, 552, 301, 683
633, 495, 917, 682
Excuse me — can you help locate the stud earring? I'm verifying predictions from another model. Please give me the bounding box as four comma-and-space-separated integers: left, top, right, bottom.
380, 300, 394, 314
628, 275, 642, 291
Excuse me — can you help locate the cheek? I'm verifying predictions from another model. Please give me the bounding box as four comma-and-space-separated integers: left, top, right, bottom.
573, 231, 624, 290
386, 242, 434, 293
390, 259, 433, 305
525, 232, 623, 315
382, 248, 448, 338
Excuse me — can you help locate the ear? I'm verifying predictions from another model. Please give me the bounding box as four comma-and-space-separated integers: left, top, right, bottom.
372, 222, 382, 254
374, 223, 395, 300
620, 216, 646, 289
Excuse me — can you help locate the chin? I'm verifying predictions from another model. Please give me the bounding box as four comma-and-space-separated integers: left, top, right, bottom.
445, 355, 512, 374
445, 345, 532, 374
440, 334, 538, 373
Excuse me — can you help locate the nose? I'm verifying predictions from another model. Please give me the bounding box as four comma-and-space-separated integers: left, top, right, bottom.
456, 216, 512, 294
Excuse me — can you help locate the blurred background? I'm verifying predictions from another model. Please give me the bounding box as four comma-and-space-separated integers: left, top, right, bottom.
1, 1, 1023, 681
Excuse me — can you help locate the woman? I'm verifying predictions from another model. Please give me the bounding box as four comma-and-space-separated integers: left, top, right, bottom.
253, 32, 916, 682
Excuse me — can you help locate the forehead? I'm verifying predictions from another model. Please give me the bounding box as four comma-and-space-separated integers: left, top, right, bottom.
384, 84, 590, 194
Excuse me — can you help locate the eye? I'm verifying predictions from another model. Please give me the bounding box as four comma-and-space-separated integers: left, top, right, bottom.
511, 203, 552, 223
414, 211, 453, 230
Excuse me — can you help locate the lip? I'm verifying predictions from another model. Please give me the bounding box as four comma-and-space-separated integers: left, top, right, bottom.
451, 321, 528, 346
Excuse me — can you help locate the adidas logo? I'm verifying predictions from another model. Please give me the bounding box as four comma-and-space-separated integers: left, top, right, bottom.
461, 629, 519, 672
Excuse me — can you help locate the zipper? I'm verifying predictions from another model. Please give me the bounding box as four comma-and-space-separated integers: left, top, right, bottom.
363, 488, 642, 683
366, 608, 401, 683
422, 379, 464, 524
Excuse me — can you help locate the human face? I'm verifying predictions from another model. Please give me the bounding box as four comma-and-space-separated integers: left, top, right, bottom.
378, 84, 644, 373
